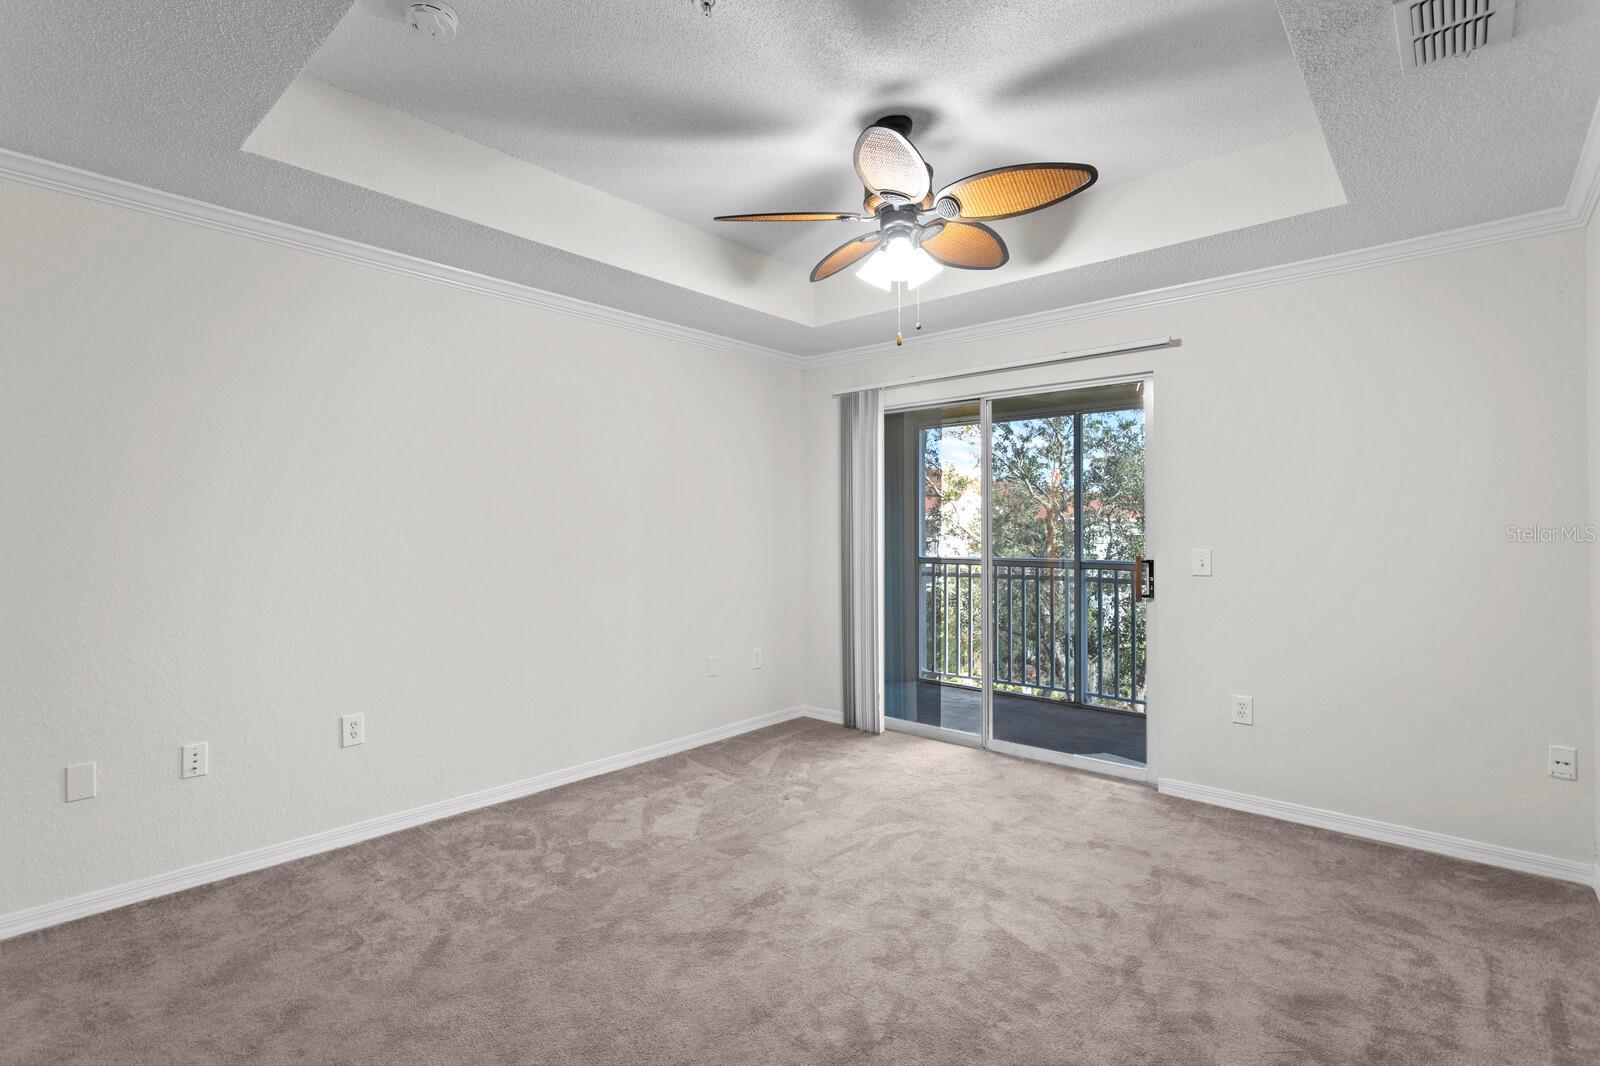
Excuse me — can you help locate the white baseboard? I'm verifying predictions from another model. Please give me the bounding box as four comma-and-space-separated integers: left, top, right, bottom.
0, 705, 830, 942
8, 711, 1577, 941
1159, 779, 1594, 886
794, 705, 844, 725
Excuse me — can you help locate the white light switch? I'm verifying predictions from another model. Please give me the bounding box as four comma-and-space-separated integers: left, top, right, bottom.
706, 655, 719, 677
65, 762, 97, 802
1191, 548, 1213, 577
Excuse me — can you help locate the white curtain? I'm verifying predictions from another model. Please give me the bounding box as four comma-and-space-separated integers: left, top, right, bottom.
840, 388, 884, 734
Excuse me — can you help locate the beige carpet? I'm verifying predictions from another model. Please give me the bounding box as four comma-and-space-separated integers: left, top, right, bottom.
3, 717, 1597, 1064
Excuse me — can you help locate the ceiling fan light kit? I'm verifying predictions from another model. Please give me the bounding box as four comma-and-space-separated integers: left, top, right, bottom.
856, 234, 941, 292
715, 115, 1095, 345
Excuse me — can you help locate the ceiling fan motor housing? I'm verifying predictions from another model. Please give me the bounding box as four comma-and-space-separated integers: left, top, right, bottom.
876, 204, 925, 244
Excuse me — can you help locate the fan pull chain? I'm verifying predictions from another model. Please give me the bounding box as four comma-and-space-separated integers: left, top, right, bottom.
895, 281, 903, 347
915, 281, 922, 333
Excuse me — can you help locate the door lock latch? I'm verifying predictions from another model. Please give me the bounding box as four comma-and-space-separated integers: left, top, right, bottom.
1134, 557, 1155, 600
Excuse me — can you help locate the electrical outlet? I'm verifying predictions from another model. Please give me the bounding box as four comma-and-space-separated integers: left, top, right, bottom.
340, 713, 365, 748
1548, 745, 1577, 781
65, 762, 96, 802
180, 742, 208, 779
751, 648, 763, 670
1231, 695, 1254, 726
1191, 548, 1213, 577
706, 655, 719, 677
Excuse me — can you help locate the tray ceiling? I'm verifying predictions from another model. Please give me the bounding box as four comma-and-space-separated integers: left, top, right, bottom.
0, 0, 1596, 358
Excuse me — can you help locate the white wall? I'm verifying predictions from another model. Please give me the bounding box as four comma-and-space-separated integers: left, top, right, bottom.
802, 231, 1597, 864
0, 178, 804, 914
6, 172, 1597, 921
1588, 203, 1600, 877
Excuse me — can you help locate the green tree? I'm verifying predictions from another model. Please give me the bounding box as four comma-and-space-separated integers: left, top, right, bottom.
990, 416, 1075, 560
1081, 409, 1145, 561
921, 424, 981, 556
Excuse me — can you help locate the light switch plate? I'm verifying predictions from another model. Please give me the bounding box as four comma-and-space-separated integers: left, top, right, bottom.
65, 761, 97, 802
1192, 548, 1213, 577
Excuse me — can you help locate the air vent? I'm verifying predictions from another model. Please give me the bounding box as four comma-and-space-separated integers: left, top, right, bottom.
1394, 0, 1514, 70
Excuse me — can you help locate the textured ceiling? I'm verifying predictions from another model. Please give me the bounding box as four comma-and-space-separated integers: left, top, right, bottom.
0, 1, 1597, 359
306, 0, 1320, 270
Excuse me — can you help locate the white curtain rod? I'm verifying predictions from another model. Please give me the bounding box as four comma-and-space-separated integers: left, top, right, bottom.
831, 336, 1179, 397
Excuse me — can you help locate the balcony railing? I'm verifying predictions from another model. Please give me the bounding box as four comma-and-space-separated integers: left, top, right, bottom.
919, 556, 1146, 714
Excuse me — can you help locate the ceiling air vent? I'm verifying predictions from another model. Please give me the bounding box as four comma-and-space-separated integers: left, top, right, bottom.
1394, 0, 1515, 70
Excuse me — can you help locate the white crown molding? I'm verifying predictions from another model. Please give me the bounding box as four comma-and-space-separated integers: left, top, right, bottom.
0, 147, 806, 370
1572, 87, 1600, 228
1159, 779, 1595, 886
804, 203, 1582, 368
0, 705, 839, 942
806, 94, 1600, 368
3, 88, 1598, 373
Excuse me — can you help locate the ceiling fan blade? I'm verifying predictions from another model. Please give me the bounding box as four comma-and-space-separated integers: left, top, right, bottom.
714, 211, 862, 222
810, 232, 882, 282
935, 163, 1097, 221
853, 125, 931, 202
920, 221, 1009, 270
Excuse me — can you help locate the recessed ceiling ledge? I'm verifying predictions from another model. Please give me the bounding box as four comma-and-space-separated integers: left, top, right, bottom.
243, 76, 819, 326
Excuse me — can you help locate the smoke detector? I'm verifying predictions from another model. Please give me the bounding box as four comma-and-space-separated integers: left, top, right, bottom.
405, 3, 459, 41
1394, 0, 1514, 71
357, 0, 460, 42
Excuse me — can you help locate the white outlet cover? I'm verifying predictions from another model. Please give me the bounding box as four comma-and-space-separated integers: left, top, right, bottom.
751, 648, 763, 670
1548, 744, 1577, 780
181, 741, 208, 779
706, 655, 719, 677
340, 713, 365, 748
65, 761, 97, 802
1231, 695, 1254, 725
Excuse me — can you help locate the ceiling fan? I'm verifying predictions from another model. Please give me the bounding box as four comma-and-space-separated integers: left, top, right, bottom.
714, 115, 1097, 292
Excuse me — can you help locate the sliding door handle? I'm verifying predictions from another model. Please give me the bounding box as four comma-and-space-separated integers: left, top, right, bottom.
1134, 557, 1155, 601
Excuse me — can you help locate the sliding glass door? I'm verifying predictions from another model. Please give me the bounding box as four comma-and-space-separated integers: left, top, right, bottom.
883, 381, 1149, 775
884, 403, 983, 741
988, 384, 1146, 768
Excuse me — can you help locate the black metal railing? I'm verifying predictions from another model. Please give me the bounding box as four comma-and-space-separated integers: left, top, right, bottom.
919, 556, 1146, 714
920, 557, 985, 687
